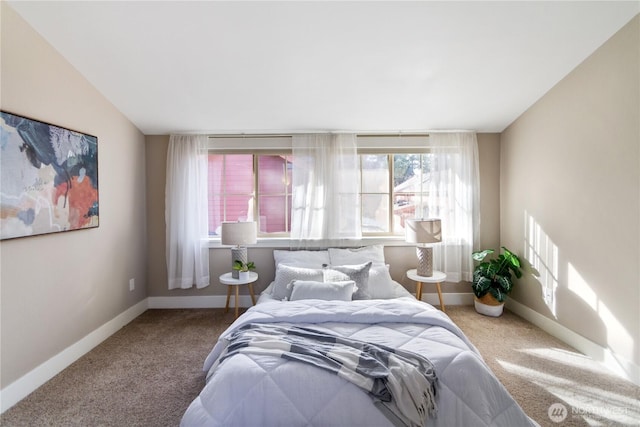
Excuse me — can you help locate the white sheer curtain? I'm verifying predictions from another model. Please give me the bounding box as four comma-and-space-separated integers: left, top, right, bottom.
165, 134, 210, 289
290, 134, 361, 248
424, 132, 480, 282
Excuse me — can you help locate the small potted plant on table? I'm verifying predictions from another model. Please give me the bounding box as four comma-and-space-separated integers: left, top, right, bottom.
233, 260, 256, 281
471, 247, 523, 317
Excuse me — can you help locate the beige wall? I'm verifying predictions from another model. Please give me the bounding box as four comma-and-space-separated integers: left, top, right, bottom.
501, 15, 639, 368
145, 133, 501, 298
0, 5, 148, 388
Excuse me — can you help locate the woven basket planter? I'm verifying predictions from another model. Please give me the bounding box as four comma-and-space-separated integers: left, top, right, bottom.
474, 293, 505, 317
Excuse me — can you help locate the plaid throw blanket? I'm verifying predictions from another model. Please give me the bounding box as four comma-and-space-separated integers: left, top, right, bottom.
213, 323, 438, 427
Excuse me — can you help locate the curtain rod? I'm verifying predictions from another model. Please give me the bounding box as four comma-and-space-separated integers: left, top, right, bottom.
207, 133, 430, 139
208, 134, 291, 139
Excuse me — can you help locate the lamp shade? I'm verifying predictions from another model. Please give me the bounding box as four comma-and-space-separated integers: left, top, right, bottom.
221, 221, 257, 246
405, 219, 442, 244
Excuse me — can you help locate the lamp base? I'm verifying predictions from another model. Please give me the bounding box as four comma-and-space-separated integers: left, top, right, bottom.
416, 246, 433, 277
231, 247, 248, 279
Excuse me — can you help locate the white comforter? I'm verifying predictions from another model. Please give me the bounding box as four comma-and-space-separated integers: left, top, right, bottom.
181, 298, 537, 427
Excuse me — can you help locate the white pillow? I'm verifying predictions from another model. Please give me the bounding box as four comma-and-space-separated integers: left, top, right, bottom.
323, 262, 372, 300
368, 264, 403, 299
289, 280, 356, 301
271, 264, 324, 301
273, 250, 330, 268
328, 245, 385, 266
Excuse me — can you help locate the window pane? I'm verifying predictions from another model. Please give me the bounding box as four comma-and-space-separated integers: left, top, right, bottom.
421, 153, 433, 177
208, 154, 254, 235
258, 155, 291, 194
208, 155, 224, 235
208, 155, 224, 190
393, 154, 421, 189
225, 154, 253, 194
226, 195, 254, 222
393, 193, 417, 234
361, 154, 389, 193
362, 194, 389, 233
415, 199, 432, 220
257, 155, 292, 234
258, 195, 289, 233
209, 199, 224, 236
391, 154, 424, 235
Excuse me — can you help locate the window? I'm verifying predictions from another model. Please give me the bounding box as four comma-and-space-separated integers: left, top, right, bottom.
360, 153, 434, 236
207, 154, 254, 236
208, 151, 433, 238
207, 153, 292, 237
256, 155, 293, 235
203, 132, 478, 279
360, 154, 390, 233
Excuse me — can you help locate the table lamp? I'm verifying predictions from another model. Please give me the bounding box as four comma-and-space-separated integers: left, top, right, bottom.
221, 221, 257, 278
405, 218, 442, 277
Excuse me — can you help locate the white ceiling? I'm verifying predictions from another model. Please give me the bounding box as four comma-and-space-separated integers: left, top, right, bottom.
7, 1, 639, 135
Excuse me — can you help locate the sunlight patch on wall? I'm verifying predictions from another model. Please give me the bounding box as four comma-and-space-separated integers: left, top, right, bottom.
599, 303, 634, 362
567, 262, 634, 361
524, 211, 559, 316
568, 263, 597, 310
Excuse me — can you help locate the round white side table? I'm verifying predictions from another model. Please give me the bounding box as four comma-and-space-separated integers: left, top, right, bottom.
219, 271, 258, 319
406, 269, 447, 312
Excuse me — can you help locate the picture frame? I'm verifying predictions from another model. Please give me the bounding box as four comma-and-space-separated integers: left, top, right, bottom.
0, 111, 99, 240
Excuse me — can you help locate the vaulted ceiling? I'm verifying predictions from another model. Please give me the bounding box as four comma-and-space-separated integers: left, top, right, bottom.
7, 1, 639, 135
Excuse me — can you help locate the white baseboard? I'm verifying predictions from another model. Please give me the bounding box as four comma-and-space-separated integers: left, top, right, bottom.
420, 292, 475, 307
147, 295, 255, 309
149, 293, 473, 310
0, 299, 148, 414
506, 298, 640, 387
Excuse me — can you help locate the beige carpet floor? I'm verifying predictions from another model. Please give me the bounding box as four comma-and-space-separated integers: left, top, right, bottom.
1, 306, 639, 426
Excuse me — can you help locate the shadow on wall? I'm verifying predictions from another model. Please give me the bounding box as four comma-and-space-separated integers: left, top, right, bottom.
521, 210, 635, 380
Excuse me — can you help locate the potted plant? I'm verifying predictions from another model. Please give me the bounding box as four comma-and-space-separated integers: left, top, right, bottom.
233, 260, 256, 281
471, 247, 523, 317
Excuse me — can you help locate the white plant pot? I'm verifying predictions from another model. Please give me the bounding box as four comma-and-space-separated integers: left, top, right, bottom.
474, 298, 505, 317
238, 271, 250, 281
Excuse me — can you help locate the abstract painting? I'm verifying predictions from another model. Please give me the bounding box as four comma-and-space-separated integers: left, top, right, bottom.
1, 111, 99, 240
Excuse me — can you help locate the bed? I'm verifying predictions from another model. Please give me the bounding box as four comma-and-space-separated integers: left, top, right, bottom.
181, 246, 537, 427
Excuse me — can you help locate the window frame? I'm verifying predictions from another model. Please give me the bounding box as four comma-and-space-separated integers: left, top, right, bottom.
207, 153, 256, 228
255, 153, 293, 238
357, 151, 434, 237
206, 134, 433, 244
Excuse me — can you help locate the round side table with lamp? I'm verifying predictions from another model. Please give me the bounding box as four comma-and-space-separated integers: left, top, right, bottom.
405, 218, 447, 310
